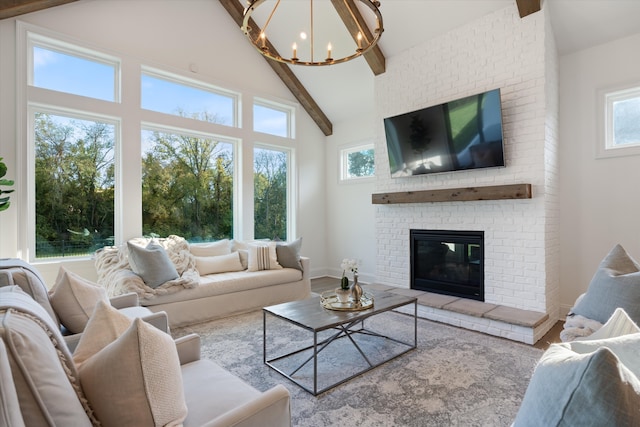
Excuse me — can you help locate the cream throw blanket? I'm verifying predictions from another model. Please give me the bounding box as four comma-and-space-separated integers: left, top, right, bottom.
95, 235, 199, 300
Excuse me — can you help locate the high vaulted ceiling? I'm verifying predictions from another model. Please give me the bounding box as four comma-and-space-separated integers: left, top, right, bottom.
2, 0, 640, 135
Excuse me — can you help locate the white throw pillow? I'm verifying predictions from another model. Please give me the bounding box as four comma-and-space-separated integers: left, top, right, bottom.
579, 307, 640, 341
79, 318, 187, 427
73, 300, 133, 366
570, 332, 640, 378
189, 239, 231, 257
247, 242, 282, 272
49, 267, 109, 334
195, 251, 244, 275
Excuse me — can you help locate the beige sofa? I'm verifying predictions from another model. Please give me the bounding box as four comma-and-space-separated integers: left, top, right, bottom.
94, 236, 311, 328
0, 285, 291, 427
142, 256, 311, 327
0, 258, 169, 352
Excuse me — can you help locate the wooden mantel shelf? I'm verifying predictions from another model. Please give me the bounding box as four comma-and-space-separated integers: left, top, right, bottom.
371, 184, 532, 204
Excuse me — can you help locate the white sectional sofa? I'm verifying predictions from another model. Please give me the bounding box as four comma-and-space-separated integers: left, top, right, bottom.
142, 257, 310, 327
95, 235, 311, 328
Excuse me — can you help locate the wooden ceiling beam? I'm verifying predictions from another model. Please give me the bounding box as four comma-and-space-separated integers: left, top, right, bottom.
330, 0, 385, 75
0, 0, 78, 19
515, 0, 541, 18
218, 0, 333, 136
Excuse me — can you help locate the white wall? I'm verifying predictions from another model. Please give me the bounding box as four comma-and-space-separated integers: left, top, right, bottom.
325, 114, 377, 283
0, 0, 327, 284
373, 6, 559, 320
559, 32, 640, 312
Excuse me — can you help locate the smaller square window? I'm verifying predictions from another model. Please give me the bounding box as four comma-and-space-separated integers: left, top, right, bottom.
599, 85, 640, 158
340, 144, 375, 181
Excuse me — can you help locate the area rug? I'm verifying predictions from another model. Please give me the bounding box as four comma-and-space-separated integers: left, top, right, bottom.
173, 309, 541, 427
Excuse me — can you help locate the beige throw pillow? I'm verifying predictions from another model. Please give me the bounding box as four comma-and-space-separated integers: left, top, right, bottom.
79, 318, 187, 427
49, 267, 109, 334
73, 300, 132, 366
189, 239, 231, 257
247, 242, 282, 272
195, 251, 244, 275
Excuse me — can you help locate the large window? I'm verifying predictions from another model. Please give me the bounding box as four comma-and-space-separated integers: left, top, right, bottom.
141, 128, 235, 241
22, 26, 296, 260
33, 111, 115, 258
599, 84, 640, 158
254, 147, 288, 240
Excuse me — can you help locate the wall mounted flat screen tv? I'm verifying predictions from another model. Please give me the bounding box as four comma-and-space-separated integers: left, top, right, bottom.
383, 88, 505, 177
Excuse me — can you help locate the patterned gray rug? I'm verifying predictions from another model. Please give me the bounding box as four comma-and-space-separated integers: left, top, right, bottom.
173, 308, 541, 427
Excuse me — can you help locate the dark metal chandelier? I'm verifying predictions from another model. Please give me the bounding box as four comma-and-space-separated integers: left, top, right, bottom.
241, 0, 384, 66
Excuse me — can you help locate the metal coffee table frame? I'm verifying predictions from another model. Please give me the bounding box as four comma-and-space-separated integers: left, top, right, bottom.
263, 292, 417, 395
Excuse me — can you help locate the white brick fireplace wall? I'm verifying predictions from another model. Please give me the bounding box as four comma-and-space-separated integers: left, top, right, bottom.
374, 7, 559, 339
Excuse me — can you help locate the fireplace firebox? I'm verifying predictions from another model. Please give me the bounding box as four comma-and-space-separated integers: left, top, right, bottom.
410, 229, 484, 301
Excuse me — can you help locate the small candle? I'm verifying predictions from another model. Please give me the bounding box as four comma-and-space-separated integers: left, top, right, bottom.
357, 32, 362, 49
292, 43, 297, 58
260, 32, 266, 48
327, 43, 332, 58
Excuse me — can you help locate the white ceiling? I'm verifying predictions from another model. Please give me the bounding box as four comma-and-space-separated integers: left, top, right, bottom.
249, 0, 640, 126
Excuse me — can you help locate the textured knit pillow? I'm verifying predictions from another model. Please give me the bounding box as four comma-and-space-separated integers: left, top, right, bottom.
571, 244, 640, 324
127, 241, 179, 288
189, 239, 231, 257
73, 300, 133, 366
195, 252, 244, 275
49, 267, 109, 334
276, 237, 303, 271
79, 318, 187, 427
247, 242, 282, 272
513, 343, 640, 426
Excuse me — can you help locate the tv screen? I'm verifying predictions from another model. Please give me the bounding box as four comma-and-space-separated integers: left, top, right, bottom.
383, 89, 505, 177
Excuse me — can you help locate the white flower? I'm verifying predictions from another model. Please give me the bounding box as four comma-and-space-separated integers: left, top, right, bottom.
340, 258, 359, 275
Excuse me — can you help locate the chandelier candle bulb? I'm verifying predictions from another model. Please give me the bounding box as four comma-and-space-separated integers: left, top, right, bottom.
292, 43, 297, 60
241, 0, 383, 66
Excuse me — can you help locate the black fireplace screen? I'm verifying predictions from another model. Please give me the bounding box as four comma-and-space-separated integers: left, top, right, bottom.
410, 230, 484, 301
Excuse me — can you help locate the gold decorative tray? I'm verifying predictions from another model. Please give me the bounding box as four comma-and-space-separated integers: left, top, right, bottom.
320, 291, 374, 311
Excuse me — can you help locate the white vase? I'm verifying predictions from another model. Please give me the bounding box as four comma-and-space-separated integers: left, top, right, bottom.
335, 287, 351, 303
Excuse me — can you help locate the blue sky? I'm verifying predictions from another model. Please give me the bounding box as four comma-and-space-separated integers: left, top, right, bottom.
33, 45, 287, 138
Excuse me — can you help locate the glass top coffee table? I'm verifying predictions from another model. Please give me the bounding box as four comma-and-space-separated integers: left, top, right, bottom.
263, 291, 417, 395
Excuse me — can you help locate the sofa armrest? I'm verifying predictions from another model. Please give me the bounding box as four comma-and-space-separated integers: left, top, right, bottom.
176, 334, 201, 365
300, 257, 310, 280
143, 310, 170, 334
201, 384, 291, 427
109, 292, 139, 309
